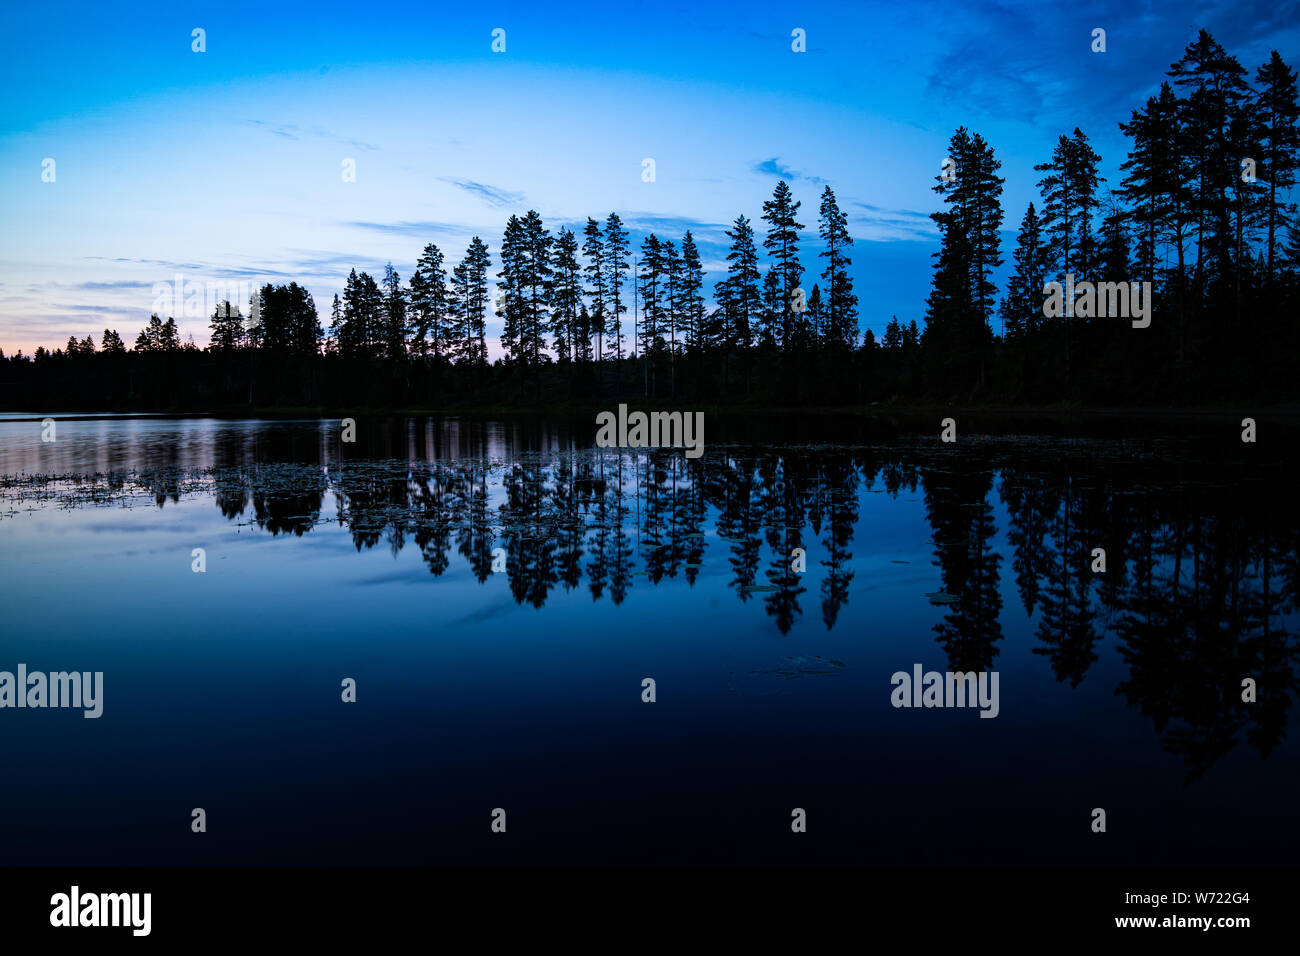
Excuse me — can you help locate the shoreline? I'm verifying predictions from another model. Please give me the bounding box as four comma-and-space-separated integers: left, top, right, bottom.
3, 402, 1300, 422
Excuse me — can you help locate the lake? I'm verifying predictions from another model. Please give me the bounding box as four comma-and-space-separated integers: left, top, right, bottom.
0, 412, 1296, 865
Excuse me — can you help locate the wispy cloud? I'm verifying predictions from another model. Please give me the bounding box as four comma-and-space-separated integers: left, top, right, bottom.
851, 201, 939, 241
75, 280, 148, 291
246, 119, 379, 151
83, 257, 206, 270
246, 119, 300, 140
441, 179, 525, 209
343, 220, 472, 239
751, 158, 826, 185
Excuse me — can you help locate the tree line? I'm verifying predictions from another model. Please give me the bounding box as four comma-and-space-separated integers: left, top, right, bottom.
2, 29, 1296, 410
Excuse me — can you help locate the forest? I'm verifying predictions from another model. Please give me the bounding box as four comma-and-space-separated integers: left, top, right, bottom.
2, 30, 1297, 411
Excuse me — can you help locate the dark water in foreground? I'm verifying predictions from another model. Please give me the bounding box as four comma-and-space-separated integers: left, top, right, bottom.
0, 414, 1296, 865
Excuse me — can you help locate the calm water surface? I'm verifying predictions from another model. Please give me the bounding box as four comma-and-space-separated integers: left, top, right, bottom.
0, 415, 1295, 865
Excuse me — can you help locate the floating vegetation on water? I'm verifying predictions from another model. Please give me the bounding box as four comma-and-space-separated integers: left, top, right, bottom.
750, 655, 848, 679
926, 591, 960, 605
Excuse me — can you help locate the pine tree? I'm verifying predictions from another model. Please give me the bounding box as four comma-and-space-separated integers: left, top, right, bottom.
341, 269, 363, 356
409, 243, 448, 358
209, 300, 244, 351
327, 294, 342, 355
448, 259, 470, 362
1099, 197, 1131, 284
360, 273, 383, 356
518, 210, 552, 371
361, 273, 384, 356
603, 213, 630, 372
582, 218, 607, 364
818, 185, 858, 352
575, 303, 593, 363
551, 227, 580, 365
639, 234, 665, 360
761, 180, 804, 349
926, 127, 1004, 393
286, 282, 321, 357
904, 320, 920, 351
498, 215, 526, 365
760, 267, 782, 348
923, 204, 977, 390
663, 238, 682, 395
101, 329, 126, 354
1168, 30, 1250, 289
806, 284, 823, 347
718, 214, 760, 390
1119, 84, 1192, 289
341, 269, 382, 357
1035, 128, 1103, 285
382, 263, 406, 361
1254, 51, 1300, 280
256, 283, 289, 353
465, 237, 491, 365
1284, 223, 1300, 280
1000, 203, 1048, 340
882, 316, 902, 350
679, 231, 705, 358
160, 317, 180, 351
962, 131, 1007, 330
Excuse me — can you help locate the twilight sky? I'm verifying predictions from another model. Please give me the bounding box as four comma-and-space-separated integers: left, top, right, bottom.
1, 0, 1296, 355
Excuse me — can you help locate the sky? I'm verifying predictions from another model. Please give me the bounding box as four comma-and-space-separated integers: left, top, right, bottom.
1, 0, 1297, 356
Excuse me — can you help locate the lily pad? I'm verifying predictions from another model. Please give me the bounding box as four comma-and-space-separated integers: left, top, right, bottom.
925, 591, 960, 605
750, 655, 848, 679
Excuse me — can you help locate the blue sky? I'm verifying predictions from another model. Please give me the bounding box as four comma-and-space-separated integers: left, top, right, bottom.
1, 0, 1296, 355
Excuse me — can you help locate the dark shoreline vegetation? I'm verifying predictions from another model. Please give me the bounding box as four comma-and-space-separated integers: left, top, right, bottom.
4, 29, 1298, 413
3, 431, 1294, 784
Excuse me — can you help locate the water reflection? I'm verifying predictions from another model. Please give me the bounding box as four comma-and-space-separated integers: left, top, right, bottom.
1, 417, 1296, 786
